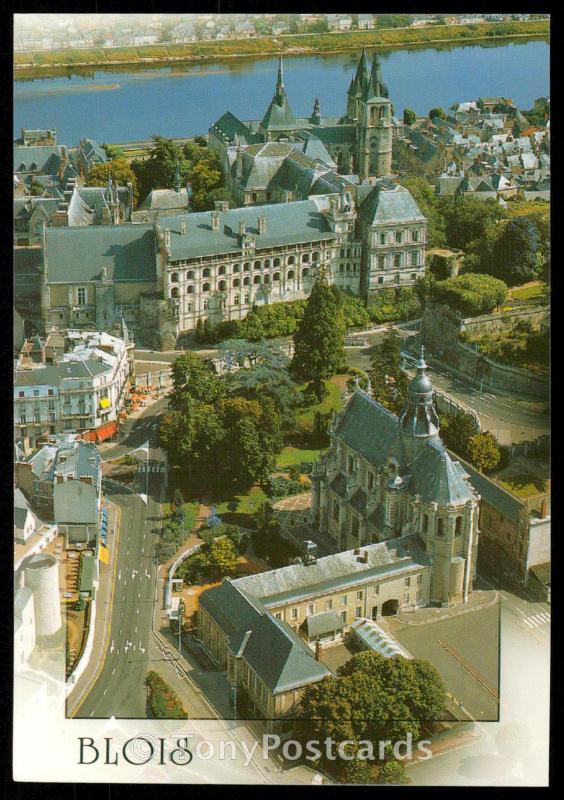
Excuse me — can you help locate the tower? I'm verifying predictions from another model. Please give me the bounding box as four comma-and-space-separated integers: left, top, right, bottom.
355, 53, 393, 179
259, 55, 299, 141
398, 347, 440, 463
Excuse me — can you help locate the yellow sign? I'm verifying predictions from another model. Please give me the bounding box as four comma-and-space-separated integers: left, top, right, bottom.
99, 545, 110, 564
99, 397, 110, 409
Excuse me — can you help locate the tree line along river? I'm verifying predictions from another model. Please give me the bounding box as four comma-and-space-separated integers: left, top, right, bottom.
13, 39, 549, 146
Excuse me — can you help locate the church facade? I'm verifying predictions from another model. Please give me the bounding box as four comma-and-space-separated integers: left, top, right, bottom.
311, 351, 481, 607
209, 50, 394, 182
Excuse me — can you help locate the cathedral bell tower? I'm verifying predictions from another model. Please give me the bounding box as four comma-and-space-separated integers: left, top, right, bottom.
354, 53, 393, 179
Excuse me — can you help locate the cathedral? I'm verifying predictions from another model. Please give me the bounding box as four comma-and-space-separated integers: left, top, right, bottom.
311, 350, 481, 607
209, 49, 395, 180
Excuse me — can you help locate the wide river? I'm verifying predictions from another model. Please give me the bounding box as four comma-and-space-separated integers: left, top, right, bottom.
13, 39, 549, 144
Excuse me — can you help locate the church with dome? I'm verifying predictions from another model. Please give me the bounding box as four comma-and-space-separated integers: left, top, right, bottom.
311, 349, 481, 607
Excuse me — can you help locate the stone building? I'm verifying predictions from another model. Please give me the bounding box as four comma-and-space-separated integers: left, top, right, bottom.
209, 51, 393, 181
311, 350, 481, 607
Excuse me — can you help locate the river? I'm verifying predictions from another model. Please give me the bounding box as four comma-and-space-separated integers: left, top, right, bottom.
13, 39, 549, 145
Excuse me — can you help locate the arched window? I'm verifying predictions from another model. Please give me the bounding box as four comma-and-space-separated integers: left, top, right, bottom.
202, 283, 211, 292
243, 276, 250, 286
218, 265, 226, 275
302, 268, 309, 278
187, 270, 194, 279
218, 280, 226, 291
287, 255, 295, 265
254, 260, 261, 270
233, 263, 241, 273
302, 253, 309, 263
243, 262, 251, 272
171, 273, 179, 283
253, 275, 261, 284
312, 252, 319, 262
233, 278, 240, 288
287, 270, 295, 280
203, 268, 211, 278
170, 287, 179, 299
264, 274, 270, 284
273, 272, 281, 282
264, 259, 271, 269
340, 248, 345, 258
187, 285, 194, 294
273, 258, 281, 268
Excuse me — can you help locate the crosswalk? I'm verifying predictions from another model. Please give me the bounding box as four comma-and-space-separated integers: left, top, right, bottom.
520, 611, 551, 630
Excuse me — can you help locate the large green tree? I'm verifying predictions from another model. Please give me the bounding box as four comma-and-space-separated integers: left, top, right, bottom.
86, 156, 138, 202
466, 431, 501, 472
439, 411, 480, 460
169, 352, 225, 410
208, 536, 239, 576
399, 177, 446, 248
369, 328, 409, 415
291, 270, 346, 399
491, 216, 544, 286
300, 651, 445, 766
431, 274, 508, 316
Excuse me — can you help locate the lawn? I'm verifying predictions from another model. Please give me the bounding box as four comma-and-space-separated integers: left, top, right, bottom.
296, 376, 345, 427
508, 283, 547, 303
215, 485, 269, 517
162, 501, 199, 532
495, 473, 548, 499
277, 446, 322, 468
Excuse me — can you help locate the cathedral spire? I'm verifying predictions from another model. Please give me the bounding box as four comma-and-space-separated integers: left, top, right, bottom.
276, 54, 285, 103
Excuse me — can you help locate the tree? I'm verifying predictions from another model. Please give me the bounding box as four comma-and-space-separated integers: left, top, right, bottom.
369, 327, 409, 415
218, 397, 281, 488
429, 107, 446, 121
466, 432, 501, 472
376, 760, 409, 785
169, 352, 225, 410
132, 135, 187, 201
86, 156, 139, 203
343, 758, 374, 784
439, 411, 480, 459
300, 651, 445, 763
403, 108, 417, 126
491, 216, 543, 286
208, 536, 239, 576
431, 274, 508, 317
102, 143, 125, 159
29, 179, 44, 196
291, 270, 346, 400
187, 151, 223, 211
438, 196, 506, 253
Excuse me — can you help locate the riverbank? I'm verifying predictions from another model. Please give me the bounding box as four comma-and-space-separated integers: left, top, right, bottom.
14, 19, 549, 79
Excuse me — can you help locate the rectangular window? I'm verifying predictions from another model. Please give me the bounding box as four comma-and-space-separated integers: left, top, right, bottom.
356, 590, 363, 601
416, 590, 423, 602
379, 233, 386, 245
367, 472, 374, 490
355, 607, 362, 619
20, 413, 27, 424
437, 518, 445, 537
341, 595, 348, 606
325, 599, 333, 611
275, 612, 282, 620
373, 585, 380, 595
291, 608, 298, 620
411, 251, 419, 267
48, 389, 54, 396
394, 254, 402, 268
455, 517, 463, 536
404, 577, 411, 588
395, 231, 403, 244
412, 229, 419, 242
378, 255, 386, 269
341, 610, 347, 622
77, 287, 87, 305
403, 593, 410, 604
417, 573, 423, 585
33, 390, 39, 397
18, 391, 24, 398
307, 603, 314, 616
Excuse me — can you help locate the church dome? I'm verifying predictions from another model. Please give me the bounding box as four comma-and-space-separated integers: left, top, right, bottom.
410, 372, 433, 394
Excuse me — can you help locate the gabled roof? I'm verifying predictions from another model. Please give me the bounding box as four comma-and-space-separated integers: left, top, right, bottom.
260, 93, 298, 132
14, 145, 65, 174
211, 111, 255, 144
303, 611, 345, 638
44, 224, 156, 283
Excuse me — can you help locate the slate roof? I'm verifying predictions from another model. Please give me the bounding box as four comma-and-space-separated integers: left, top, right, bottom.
260, 93, 298, 132
234, 538, 422, 607
140, 188, 189, 211
333, 390, 399, 468
14, 145, 65, 174
359, 185, 426, 226
199, 579, 330, 693
44, 225, 156, 283
410, 440, 475, 505
164, 198, 336, 261
329, 473, 348, 498
350, 488, 367, 514
303, 611, 345, 638
211, 111, 256, 145
313, 125, 357, 146
14, 248, 42, 298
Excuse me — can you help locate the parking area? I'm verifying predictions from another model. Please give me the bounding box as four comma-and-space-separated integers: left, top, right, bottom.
386, 597, 501, 722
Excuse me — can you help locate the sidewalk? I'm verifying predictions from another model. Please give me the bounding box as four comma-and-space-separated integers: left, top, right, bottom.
66, 499, 120, 716
396, 590, 499, 626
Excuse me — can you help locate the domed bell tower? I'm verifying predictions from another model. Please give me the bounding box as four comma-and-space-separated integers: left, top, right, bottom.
399, 347, 441, 463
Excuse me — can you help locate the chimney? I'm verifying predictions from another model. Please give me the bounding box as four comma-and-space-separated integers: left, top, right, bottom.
211, 210, 220, 231
180, 217, 187, 235
362, 551, 369, 564
164, 228, 171, 248
257, 216, 267, 235
354, 548, 361, 556
315, 640, 322, 661
239, 220, 246, 237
